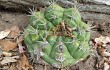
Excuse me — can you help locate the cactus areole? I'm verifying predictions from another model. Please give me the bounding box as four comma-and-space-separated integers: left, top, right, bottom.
24, 4, 90, 68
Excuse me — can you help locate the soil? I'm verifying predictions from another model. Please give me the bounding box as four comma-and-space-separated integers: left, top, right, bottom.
0, 8, 110, 70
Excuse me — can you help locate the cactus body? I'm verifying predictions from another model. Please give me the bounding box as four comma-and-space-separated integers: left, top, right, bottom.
24, 4, 90, 68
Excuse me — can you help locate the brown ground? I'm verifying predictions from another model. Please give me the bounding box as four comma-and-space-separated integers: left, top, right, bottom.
0, 9, 110, 70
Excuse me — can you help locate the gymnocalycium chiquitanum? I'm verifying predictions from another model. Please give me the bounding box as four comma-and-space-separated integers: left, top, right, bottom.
24, 4, 90, 68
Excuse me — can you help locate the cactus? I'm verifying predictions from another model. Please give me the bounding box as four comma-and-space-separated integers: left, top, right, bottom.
24, 4, 90, 68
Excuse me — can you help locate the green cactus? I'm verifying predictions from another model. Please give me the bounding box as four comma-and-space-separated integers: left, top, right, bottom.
24, 4, 90, 68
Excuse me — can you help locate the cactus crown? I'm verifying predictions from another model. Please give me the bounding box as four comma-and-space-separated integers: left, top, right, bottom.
24, 4, 90, 68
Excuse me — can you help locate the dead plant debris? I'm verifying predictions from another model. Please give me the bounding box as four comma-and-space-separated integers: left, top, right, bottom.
93, 36, 110, 70
0, 26, 32, 70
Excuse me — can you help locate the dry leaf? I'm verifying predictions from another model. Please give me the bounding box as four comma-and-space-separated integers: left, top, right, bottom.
0, 56, 19, 65
0, 39, 17, 51
17, 60, 22, 70
95, 36, 110, 47
102, 51, 110, 57
21, 54, 31, 70
104, 62, 109, 70
2, 65, 9, 70
10, 63, 16, 70
7, 26, 21, 38
2, 52, 12, 57
94, 36, 110, 70
94, 36, 110, 57
0, 29, 10, 39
